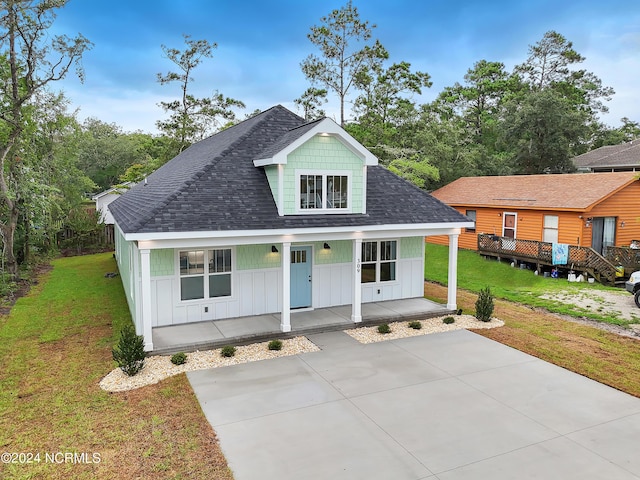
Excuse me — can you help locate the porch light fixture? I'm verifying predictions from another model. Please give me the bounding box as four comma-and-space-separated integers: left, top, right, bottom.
323, 242, 331, 250
271, 245, 278, 253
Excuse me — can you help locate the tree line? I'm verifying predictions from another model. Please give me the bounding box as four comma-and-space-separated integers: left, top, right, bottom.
0, 0, 637, 280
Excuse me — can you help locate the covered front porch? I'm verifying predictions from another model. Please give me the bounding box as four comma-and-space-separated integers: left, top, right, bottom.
152, 297, 452, 355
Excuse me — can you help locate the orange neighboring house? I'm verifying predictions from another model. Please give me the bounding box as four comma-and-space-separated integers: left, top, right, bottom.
429, 172, 640, 254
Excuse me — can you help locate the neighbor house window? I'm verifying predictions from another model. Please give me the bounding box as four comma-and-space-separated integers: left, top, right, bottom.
361, 240, 397, 283
179, 249, 232, 301
543, 215, 559, 243
465, 210, 476, 233
299, 173, 348, 210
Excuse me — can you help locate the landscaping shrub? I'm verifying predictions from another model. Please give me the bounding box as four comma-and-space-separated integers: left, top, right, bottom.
377, 323, 391, 334
220, 345, 237, 357
268, 339, 283, 351
443, 316, 455, 324
112, 324, 146, 376
475, 286, 495, 322
408, 320, 422, 330
171, 352, 187, 365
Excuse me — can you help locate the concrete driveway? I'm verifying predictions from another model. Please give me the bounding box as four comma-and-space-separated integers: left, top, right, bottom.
188, 329, 640, 480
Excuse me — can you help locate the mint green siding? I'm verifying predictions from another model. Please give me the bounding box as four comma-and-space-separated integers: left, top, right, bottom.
236, 244, 282, 270
264, 165, 279, 205
312, 240, 352, 264
151, 249, 174, 277
283, 136, 364, 215
401, 236, 424, 259
115, 227, 134, 310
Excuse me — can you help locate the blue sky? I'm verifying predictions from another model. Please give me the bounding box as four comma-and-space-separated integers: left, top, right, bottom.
52, 0, 640, 134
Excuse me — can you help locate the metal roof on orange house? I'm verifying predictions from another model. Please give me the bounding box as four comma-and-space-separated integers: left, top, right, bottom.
431, 172, 639, 211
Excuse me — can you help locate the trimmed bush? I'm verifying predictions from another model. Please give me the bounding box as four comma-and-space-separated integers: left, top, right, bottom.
268, 339, 283, 351
443, 316, 455, 324
220, 345, 237, 358
171, 352, 187, 365
475, 286, 495, 322
408, 320, 422, 330
112, 324, 146, 376
377, 323, 391, 334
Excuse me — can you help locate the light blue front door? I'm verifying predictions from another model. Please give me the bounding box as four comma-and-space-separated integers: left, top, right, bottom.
290, 246, 312, 308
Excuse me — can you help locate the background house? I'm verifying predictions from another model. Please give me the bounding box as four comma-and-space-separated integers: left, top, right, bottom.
429, 172, 640, 253
573, 140, 640, 172
92, 182, 133, 225
109, 106, 471, 351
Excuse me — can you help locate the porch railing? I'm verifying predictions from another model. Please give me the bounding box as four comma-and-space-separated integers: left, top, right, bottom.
477, 234, 618, 285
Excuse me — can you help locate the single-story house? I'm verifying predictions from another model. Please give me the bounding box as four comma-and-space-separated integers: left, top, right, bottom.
429, 172, 640, 254
92, 182, 133, 225
573, 140, 640, 173
109, 105, 472, 351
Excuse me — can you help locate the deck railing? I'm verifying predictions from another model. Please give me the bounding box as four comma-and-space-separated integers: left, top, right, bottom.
477, 234, 618, 285
604, 245, 640, 274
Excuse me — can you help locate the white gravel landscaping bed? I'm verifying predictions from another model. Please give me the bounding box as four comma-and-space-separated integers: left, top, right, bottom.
100, 336, 320, 393
101, 316, 504, 392
345, 315, 504, 344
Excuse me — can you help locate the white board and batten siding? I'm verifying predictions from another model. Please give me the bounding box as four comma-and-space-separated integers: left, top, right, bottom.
149, 257, 424, 326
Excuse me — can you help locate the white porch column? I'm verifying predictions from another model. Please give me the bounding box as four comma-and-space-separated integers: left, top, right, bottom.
281, 242, 292, 332
139, 248, 154, 351
351, 238, 362, 323
447, 234, 459, 311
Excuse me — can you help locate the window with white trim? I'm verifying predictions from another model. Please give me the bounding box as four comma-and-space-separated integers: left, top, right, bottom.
361, 240, 397, 283
299, 173, 348, 210
179, 249, 232, 301
543, 215, 559, 243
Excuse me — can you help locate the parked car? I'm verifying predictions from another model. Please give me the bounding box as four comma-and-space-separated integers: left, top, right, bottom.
626, 271, 640, 308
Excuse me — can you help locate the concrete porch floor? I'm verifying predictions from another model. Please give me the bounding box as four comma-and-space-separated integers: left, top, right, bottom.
152, 297, 452, 355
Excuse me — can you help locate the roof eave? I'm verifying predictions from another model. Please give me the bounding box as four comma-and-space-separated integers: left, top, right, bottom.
252, 118, 378, 167
122, 221, 474, 245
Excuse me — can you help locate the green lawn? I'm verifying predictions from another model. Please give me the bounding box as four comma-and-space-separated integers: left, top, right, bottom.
425, 243, 638, 326
0, 253, 232, 480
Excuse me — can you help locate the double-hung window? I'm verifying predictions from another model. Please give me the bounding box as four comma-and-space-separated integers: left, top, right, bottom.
179, 249, 232, 301
361, 240, 397, 283
465, 210, 476, 233
299, 173, 348, 210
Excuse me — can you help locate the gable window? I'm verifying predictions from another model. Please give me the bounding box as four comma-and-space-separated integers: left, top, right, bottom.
299, 173, 348, 210
179, 249, 232, 301
465, 210, 476, 233
361, 240, 397, 283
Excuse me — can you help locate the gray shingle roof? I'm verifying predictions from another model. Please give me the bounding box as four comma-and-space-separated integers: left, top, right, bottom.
110, 105, 468, 234
573, 140, 640, 169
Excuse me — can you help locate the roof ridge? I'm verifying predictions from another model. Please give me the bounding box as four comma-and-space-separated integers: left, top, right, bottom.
130, 107, 289, 232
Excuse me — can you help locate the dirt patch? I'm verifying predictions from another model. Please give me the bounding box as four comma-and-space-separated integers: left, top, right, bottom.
539, 289, 640, 338
0, 263, 53, 315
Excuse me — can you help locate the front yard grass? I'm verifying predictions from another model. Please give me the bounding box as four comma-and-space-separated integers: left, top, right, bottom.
0, 253, 232, 480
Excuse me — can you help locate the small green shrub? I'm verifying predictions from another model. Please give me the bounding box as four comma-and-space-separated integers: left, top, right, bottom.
408, 320, 422, 330
475, 286, 495, 322
112, 324, 146, 376
268, 339, 283, 351
377, 323, 391, 334
171, 352, 187, 365
443, 316, 455, 324
220, 345, 237, 358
